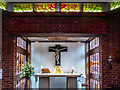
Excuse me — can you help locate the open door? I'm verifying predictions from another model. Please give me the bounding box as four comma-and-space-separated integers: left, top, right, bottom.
15, 37, 31, 88
86, 37, 100, 89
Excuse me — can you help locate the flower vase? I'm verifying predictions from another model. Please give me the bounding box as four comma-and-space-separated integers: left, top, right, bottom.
25, 76, 30, 89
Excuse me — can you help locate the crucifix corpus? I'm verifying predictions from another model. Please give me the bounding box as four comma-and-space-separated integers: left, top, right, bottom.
49, 45, 67, 66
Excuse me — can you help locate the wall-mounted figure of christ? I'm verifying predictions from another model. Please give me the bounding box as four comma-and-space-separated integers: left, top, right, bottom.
49, 45, 67, 66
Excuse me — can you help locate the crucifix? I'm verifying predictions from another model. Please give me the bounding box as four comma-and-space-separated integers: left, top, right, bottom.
49, 45, 67, 66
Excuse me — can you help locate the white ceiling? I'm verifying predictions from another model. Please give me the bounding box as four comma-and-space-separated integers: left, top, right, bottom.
27, 37, 90, 41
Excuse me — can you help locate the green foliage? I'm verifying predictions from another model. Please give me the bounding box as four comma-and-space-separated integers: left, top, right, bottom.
20, 62, 35, 78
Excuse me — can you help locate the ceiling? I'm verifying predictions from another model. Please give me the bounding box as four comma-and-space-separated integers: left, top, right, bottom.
27, 37, 90, 42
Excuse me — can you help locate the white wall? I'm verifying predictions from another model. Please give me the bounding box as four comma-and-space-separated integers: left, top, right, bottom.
31, 42, 85, 74
31, 42, 85, 88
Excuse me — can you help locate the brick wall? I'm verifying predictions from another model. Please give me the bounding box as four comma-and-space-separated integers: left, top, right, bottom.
7, 12, 107, 34
2, 16, 16, 89
9, 17, 106, 34
99, 9, 120, 88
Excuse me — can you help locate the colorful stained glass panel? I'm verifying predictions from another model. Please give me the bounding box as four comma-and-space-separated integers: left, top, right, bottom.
83, 3, 103, 12
16, 52, 26, 75
17, 37, 26, 50
16, 52, 19, 75
90, 37, 100, 74
36, 3, 56, 12
61, 3, 80, 12
90, 37, 99, 50
18, 53, 21, 74
111, 1, 120, 10
16, 78, 26, 88
90, 53, 99, 75
0, 2, 6, 10
97, 53, 99, 74
90, 78, 100, 88
14, 3, 33, 12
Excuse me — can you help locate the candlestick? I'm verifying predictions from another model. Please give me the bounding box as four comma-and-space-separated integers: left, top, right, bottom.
71, 66, 74, 74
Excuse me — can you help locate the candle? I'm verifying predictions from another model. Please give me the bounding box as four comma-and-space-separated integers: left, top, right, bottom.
41, 66, 43, 69
72, 66, 74, 70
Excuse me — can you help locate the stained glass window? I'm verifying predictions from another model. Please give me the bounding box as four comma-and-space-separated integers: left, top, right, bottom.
16, 37, 27, 88
111, 1, 120, 10
61, 3, 80, 12
83, 3, 103, 12
17, 37, 26, 50
16, 52, 26, 75
96, 53, 100, 74
90, 53, 99, 74
90, 37, 99, 50
0, 2, 6, 10
36, 3, 56, 12
90, 37, 100, 74
16, 78, 26, 88
14, 3, 33, 12
90, 37, 100, 88
16, 37, 27, 75
16, 52, 19, 75
90, 78, 100, 88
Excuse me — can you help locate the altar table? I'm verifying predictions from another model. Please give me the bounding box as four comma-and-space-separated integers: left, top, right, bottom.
34, 73, 82, 88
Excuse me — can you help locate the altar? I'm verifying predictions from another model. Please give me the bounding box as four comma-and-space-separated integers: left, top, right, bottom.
34, 73, 82, 88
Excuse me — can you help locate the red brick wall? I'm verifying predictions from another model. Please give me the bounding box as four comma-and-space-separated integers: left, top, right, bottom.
99, 9, 120, 88
8, 12, 107, 34
2, 16, 16, 89
9, 17, 106, 34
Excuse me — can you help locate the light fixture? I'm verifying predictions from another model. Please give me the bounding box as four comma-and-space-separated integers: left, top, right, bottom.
108, 56, 112, 69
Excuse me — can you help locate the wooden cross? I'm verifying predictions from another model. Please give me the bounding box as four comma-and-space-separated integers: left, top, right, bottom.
49, 45, 67, 66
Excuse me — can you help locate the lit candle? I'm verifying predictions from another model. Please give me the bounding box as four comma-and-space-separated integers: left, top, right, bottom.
41, 66, 43, 69
72, 66, 74, 70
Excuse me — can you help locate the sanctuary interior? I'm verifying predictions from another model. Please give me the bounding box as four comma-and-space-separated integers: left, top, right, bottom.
0, 1, 120, 89
16, 36, 99, 88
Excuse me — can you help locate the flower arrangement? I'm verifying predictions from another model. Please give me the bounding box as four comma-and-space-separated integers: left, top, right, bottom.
21, 62, 35, 78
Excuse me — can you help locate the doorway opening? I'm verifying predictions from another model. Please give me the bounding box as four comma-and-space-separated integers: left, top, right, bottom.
15, 35, 100, 89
